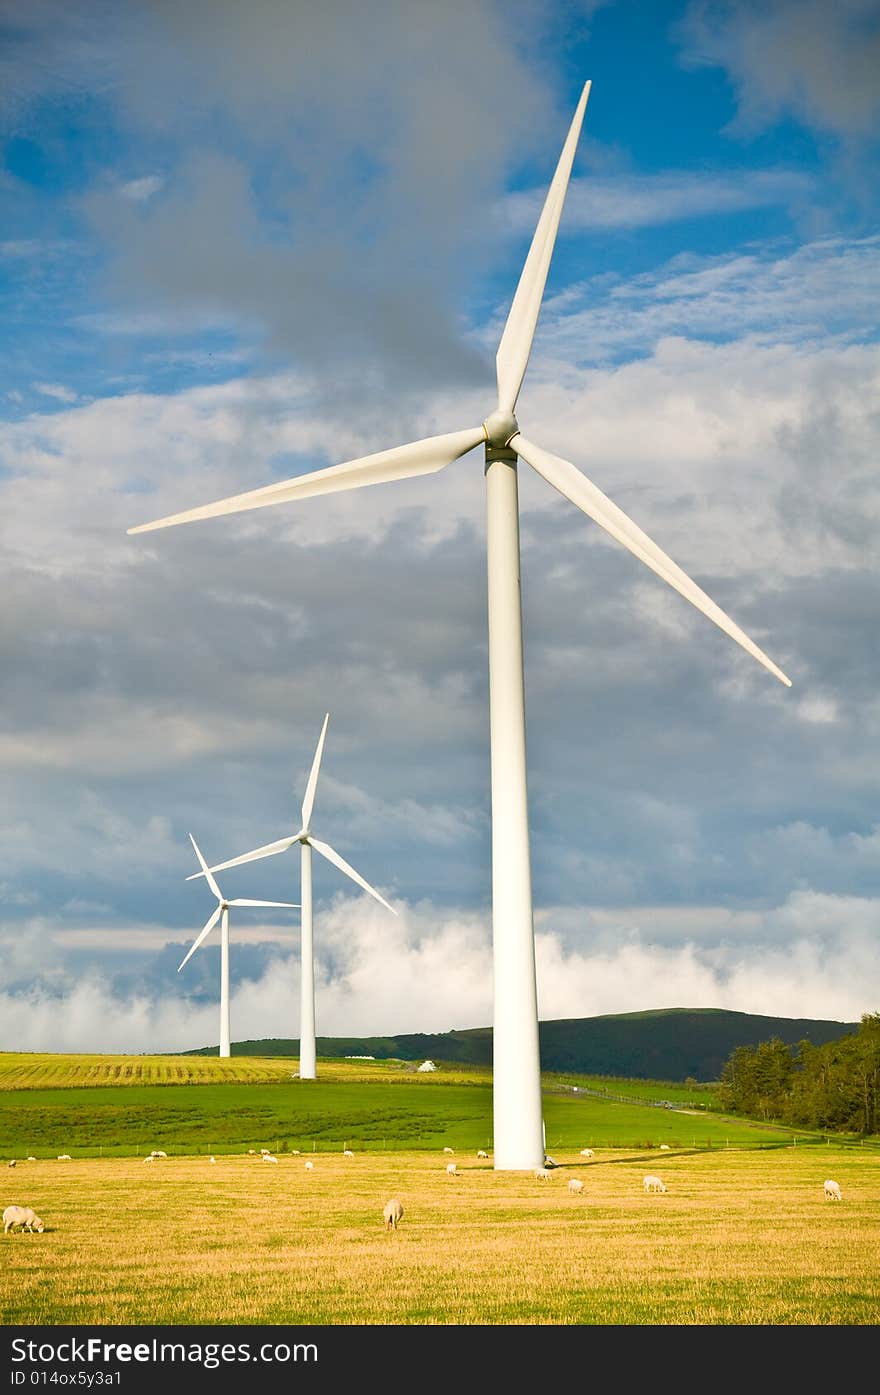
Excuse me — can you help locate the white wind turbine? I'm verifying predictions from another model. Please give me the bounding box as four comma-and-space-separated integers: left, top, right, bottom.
180, 833, 298, 1058
186, 713, 397, 1081
130, 80, 791, 1168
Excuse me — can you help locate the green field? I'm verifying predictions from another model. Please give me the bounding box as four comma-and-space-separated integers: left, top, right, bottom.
2, 1146, 877, 1324
0, 1052, 799, 1157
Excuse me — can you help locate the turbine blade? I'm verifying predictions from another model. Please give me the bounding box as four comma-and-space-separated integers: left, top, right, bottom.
512, 433, 792, 687
128, 428, 486, 535
495, 80, 591, 415
188, 833, 222, 901
308, 837, 398, 916
186, 834, 302, 879
228, 899, 300, 908
301, 713, 330, 830
178, 904, 222, 972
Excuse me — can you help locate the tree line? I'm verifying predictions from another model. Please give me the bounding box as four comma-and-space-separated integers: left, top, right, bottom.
718, 1013, 879, 1134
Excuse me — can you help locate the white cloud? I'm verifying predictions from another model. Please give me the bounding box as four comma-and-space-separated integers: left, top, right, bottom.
32, 382, 78, 403
0, 890, 873, 1052
119, 175, 164, 202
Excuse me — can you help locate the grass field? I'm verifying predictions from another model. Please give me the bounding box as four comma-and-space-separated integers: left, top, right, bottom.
1, 1145, 877, 1325
0, 1066, 795, 1158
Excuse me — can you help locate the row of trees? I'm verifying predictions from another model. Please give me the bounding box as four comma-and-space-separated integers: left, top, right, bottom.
719, 1013, 879, 1135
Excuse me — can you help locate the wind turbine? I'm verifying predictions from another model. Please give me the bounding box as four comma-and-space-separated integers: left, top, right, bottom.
130, 80, 791, 1168
180, 833, 298, 1058
186, 713, 397, 1081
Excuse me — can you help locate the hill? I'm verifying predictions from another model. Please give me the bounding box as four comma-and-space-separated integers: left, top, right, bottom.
182, 1007, 860, 1082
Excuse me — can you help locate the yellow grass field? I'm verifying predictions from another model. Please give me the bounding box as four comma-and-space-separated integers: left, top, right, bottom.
1, 1145, 877, 1325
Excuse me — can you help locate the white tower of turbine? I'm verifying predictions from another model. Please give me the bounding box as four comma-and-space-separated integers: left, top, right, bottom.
131, 82, 791, 1166
188, 714, 397, 1080
180, 834, 298, 1058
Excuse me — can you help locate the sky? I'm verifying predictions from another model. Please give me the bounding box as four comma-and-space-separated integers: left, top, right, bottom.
1, 0, 878, 1053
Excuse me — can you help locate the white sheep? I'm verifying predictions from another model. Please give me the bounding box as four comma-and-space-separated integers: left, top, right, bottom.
534, 1167, 552, 1182
544, 1155, 558, 1168
568, 1178, 584, 1194
305, 1160, 314, 1170
290, 1150, 301, 1156
442, 1147, 454, 1155
7, 1160, 15, 1168
247, 1149, 256, 1156
477, 1150, 489, 1159
262, 1154, 278, 1163
383, 1199, 404, 1230
260, 1148, 271, 1156
343, 1149, 355, 1158
446, 1162, 458, 1176
660, 1144, 670, 1150
143, 1155, 155, 1163
3, 1205, 45, 1234
579, 1148, 594, 1158
823, 1179, 842, 1201
26, 1157, 36, 1163
643, 1174, 667, 1193
150, 1151, 168, 1159
209, 1156, 216, 1164
57, 1155, 71, 1161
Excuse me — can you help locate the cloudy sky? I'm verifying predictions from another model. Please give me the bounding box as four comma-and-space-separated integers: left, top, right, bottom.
2, 0, 878, 1053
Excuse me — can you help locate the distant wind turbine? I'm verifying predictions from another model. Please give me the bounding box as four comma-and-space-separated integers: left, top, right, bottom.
180, 833, 298, 1058
187, 714, 397, 1080
131, 81, 791, 1167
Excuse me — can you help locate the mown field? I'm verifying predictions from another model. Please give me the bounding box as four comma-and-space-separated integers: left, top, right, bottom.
1, 1145, 877, 1325
0, 1063, 790, 1158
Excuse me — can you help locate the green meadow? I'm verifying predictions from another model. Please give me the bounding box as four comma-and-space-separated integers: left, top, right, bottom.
0, 1052, 813, 1158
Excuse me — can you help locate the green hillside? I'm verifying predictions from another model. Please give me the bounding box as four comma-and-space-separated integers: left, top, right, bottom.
183, 1007, 859, 1082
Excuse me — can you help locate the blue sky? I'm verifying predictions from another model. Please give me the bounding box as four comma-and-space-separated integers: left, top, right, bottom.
1, 0, 878, 1052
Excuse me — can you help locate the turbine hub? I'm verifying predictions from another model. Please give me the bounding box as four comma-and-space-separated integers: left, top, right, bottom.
482, 408, 519, 449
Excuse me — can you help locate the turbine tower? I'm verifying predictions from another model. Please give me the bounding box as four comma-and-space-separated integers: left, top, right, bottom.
180, 833, 298, 1058
130, 81, 791, 1167
187, 714, 397, 1080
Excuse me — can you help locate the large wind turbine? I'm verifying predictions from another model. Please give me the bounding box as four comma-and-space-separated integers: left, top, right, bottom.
130, 81, 791, 1168
180, 834, 298, 1058
187, 714, 397, 1080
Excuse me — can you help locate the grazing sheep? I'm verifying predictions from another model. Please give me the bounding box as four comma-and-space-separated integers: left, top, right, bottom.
824, 1179, 842, 1201
290, 1150, 301, 1156
247, 1150, 256, 1156
343, 1149, 355, 1158
446, 1162, 458, 1176
260, 1148, 271, 1156
534, 1167, 552, 1182
262, 1154, 278, 1163
150, 1151, 168, 1159
57, 1155, 72, 1161
568, 1179, 585, 1194
143, 1155, 155, 1163
3, 1206, 44, 1234
7, 1160, 15, 1168
579, 1148, 594, 1158
383, 1199, 404, 1231
643, 1174, 667, 1194
26, 1157, 36, 1163
660, 1144, 670, 1150
209, 1156, 216, 1164
544, 1156, 558, 1168
304, 1160, 314, 1170
442, 1147, 454, 1155
477, 1150, 489, 1159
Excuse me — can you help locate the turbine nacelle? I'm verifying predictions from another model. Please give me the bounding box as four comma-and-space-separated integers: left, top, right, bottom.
482, 410, 519, 450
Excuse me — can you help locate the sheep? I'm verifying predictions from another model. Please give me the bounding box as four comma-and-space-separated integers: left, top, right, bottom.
544, 1155, 558, 1168
262, 1154, 278, 1163
290, 1150, 301, 1156
442, 1147, 454, 1155
57, 1155, 71, 1161
383, 1199, 404, 1230
150, 1151, 168, 1159
343, 1149, 355, 1158
143, 1155, 155, 1163
26, 1157, 36, 1163
534, 1167, 552, 1182
568, 1179, 585, 1194
579, 1148, 594, 1158
643, 1174, 667, 1194
260, 1148, 271, 1156
660, 1144, 670, 1150
209, 1156, 216, 1164
3, 1205, 45, 1234
445, 1162, 458, 1176
304, 1160, 314, 1170
7, 1160, 15, 1168
247, 1149, 257, 1156
477, 1150, 489, 1159
823, 1179, 842, 1201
